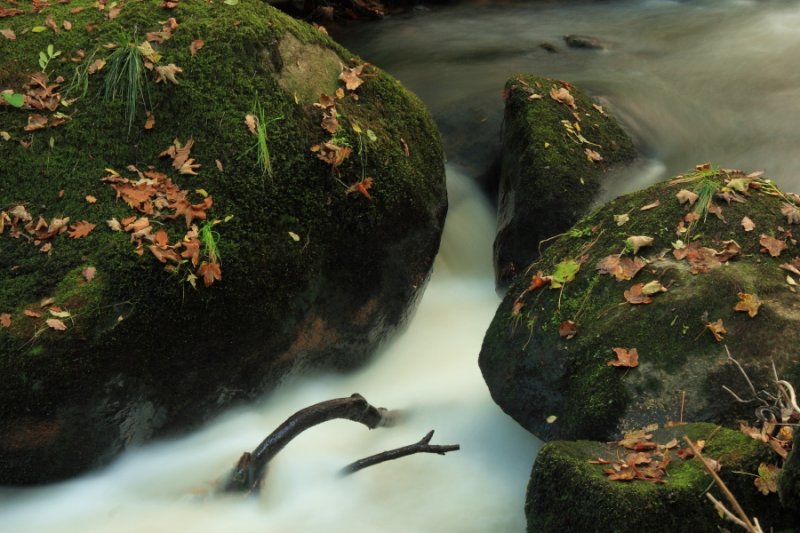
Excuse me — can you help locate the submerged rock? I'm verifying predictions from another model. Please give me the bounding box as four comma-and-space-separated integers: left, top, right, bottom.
526, 423, 793, 531
563, 34, 607, 50
494, 75, 635, 287
0, 1, 445, 483
481, 167, 800, 442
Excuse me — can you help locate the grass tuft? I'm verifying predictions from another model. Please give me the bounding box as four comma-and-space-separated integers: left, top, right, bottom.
102, 33, 149, 134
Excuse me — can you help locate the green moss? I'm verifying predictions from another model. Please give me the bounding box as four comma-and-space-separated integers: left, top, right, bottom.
0, 0, 445, 482
526, 423, 790, 532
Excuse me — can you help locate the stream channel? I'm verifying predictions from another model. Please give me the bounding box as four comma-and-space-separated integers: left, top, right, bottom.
3, 0, 800, 531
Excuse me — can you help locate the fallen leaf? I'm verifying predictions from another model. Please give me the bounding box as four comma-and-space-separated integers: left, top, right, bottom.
190, 39, 204, 56
0, 28, 15, 40
782, 203, 800, 225
585, 148, 603, 162
550, 259, 580, 288
345, 177, 373, 200
624, 283, 653, 305
608, 347, 639, 368
706, 319, 727, 342
215, 159, 224, 172
597, 254, 647, 281
558, 320, 577, 339
755, 463, 780, 495
144, 111, 155, 130
549, 86, 576, 109
592, 103, 606, 116
245, 114, 257, 134
106, 218, 123, 232
85, 195, 97, 204
614, 213, 629, 226
0, 313, 10, 327
24, 114, 49, 132
45, 15, 59, 33
68, 220, 95, 238
759, 234, 786, 257
82, 266, 96, 281
734, 292, 761, 318
197, 261, 222, 287
640, 199, 660, 211
46, 318, 67, 331
63, 20, 72, 31
641, 280, 667, 295
24, 309, 42, 318
626, 235, 654, 255
339, 63, 367, 91
741, 216, 755, 232
676, 189, 699, 206
154, 63, 182, 84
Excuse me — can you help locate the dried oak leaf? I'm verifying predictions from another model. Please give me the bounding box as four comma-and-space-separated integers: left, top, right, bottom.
759, 234, 786, 257
0, 313, 10, 328
24, 114, 49, 132
706, 319, 727, 342
781, 203, 800, 225
734, 292, 761, 318
46, 318, 67, 331
741, 216, 755, 232
597, 254, 646, 281
0, 28, 16, 40
339, 63, 367, 91
68, 220, 96, 238
676, 189, 699, 207
197, 260, 222, 287
558, 320, 577, 339
154, 63, 182, 84
549, 86, 576, 109
608, 347, 639, 368
190, 39, 204, 56
624, 283, 652, 305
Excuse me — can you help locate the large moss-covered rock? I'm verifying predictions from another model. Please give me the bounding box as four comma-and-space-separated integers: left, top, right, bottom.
0, 1, 445, 483
526, 423, 792, 532
494, 74, 635, 287
480, 167, 800, 441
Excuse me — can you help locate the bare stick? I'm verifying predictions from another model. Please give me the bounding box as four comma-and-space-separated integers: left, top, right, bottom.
339, 430, 460, 476
220, 393, 392, 494
683, 436, 761, 533
706, 494, 751, 531
725, 345, 759, 399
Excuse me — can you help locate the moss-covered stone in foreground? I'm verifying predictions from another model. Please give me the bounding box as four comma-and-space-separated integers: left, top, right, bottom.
0, 0, 445, 483
526, 423, 792, 532
494, 74, 635, 287
480, 169, 800, 442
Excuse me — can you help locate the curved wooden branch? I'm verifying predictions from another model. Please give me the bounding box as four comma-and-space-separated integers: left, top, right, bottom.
339, 430, 460, 476
220, 393, 391, 494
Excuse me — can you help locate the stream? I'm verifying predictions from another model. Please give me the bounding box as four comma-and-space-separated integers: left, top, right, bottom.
4, 0, 800, 531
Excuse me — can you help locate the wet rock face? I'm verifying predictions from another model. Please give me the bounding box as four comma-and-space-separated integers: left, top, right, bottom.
481, 168, 800, 442
493, 74, 635, 288
0, 1, 445, 484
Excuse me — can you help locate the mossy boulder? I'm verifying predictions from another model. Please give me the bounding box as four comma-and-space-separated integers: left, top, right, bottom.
480, 167, 800, 442
526, 423, 793, 531
494, 74, 635, 287
0, 1, 446, 484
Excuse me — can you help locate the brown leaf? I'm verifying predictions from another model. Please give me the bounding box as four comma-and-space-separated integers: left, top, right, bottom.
608, 347, 639, 368
46, 318, 67, 331
245, 114, 257, 135
24, 309, 42, 318
63, 20, 72, 31
85, 195, 97, 204
755, 463, 780, 495
739, 421, 768, 443
0, 313, 10, 328
706, 319, 727, 342
45, 15, 59, 33
624, 283, 653, 305
558, 320, 577, 339
640, 199, 660, 211
780, 258, 800, 276
759, 234, 786, 257
68, 220, 96, 238
215, 159, 224, 172
741, 216, 755, 232
781, 203, 800, 225
734, 292, 761, 318
0, 28, 15, 40
597, 255, 647, 281
585, 148, 603, 162
339, 63, 367, 91
189, 39, 204, 56
549, 86, 576, 109
605, 467, 636, 481
626, 235, 654, 255
345, 177, 373, 200
24, 114, 49, 132
144, 111, 155, 130
154, 63, 182, 84
82, 266, 96, 281
676, 189, 698, 206
197, 261, 222, 287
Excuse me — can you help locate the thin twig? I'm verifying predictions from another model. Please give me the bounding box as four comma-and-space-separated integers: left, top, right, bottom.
706, 493, 753, 531
683, 436, 761, 532
725, 345, 759, 399
340, 430, 460, 475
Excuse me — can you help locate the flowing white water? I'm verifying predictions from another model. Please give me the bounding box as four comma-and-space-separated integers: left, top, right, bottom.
5, 0, 800, 531
0, 167, 538, 532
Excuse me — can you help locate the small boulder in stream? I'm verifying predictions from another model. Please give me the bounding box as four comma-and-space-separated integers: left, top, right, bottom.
481, 166, 800, 442
494, 75, 635, 287
0, 1, 446, 483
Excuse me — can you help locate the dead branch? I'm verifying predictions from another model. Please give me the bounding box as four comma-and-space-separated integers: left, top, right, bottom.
339, 430, 460, 476
684, 436, 762, 533
220, 393, 392, 494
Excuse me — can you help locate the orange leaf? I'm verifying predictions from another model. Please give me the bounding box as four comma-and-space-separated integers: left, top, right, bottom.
0, 313, 10, 328
623, 283, 652, 305
346, 177, 373, 200
558, 320, 577, 339
190, 39, 204, 56
24, 309, 42, 318
68, 220, 96, 238
197, 261, 222, 287
706, 319, 727, 342
144, 111, 155, 130
339, 63, 367, 91
82, 266, 96, 281
46, 318, 67, 331
760, 234, 786, 257
734, 292, 761, 318
608, 347, 639, 368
